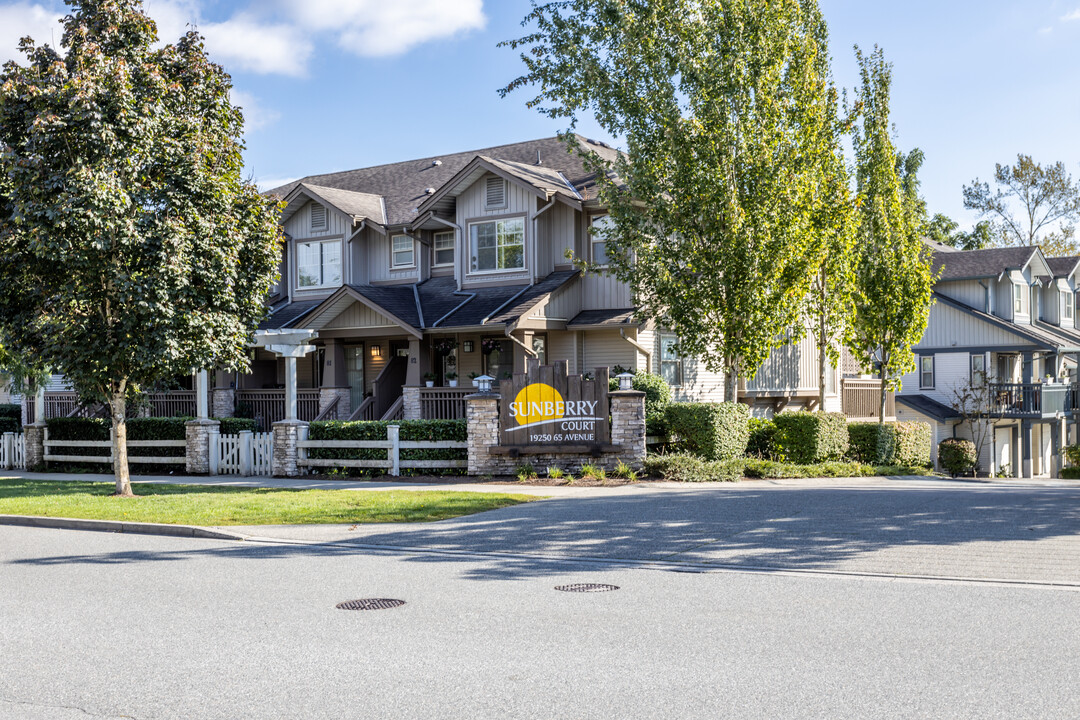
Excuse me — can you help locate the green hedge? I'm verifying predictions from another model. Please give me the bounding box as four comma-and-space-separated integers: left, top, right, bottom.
746, 417, 776, 458
1061, 466, 1080, 479
642, 452, 743, 482
771, 412, 848, 464
308, 419, 467, 476
0, 417, 20, 434
665, 402, 749, 460
0, 403, 21, 422
938, 438, 977, 476
1064, 445, 1080, 467
848, 421, 932, 466
218, 418, 258, 434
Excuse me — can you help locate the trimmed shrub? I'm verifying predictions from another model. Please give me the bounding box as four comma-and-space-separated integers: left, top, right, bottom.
0, 417, 20, 434
665, 402, 749, 460
45, 416, 187, 468
0, 403, 21, 422
308, 419, 466, 476
1064, 445, 1080, 467
1060, 466, 1080, 479
643, 452, 743, 482
938, 438, 977, 476
218, 417, 257, 435
746, 417, 776, 458
848, 421, 932, 466
771, 412, 849, 464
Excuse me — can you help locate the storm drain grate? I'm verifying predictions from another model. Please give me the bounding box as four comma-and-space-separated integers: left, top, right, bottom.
336, 598, 406, 611
554, 583, 620, 593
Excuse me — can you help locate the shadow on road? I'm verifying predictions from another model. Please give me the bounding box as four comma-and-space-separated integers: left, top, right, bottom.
9, 486, 1080, 581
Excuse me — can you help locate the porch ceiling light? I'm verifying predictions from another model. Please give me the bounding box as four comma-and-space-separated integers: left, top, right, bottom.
476, 375, 494, 393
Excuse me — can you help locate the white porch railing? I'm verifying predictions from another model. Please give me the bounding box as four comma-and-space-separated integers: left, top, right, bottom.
1, 432, 25, 469
217, 431, 272, 476
296, 425, 467, 476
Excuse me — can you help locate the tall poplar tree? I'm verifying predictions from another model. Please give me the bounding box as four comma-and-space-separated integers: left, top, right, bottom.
501, 0, 847, 401
846, 46, 937, 430
0, 0, 281, 495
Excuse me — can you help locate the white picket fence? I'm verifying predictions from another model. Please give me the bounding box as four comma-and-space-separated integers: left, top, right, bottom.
43, 428, 186, 466
215, 431, 272, 476
296, 425, 467, 477
1, 432, 26, 469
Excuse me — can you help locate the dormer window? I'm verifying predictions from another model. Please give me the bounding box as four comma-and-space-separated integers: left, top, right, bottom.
1065, 292, 1074, 321
391, 235, 415, 269
484, 176, 506, 210
433, 231, 455, 267
310, 203, 327, 231
1013, 283, 1024, 314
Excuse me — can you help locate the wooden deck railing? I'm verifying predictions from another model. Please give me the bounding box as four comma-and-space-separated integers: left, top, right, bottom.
235, 389, 320, 428
145, 391, 197, 418
418, 387, 471, 419
841, 379, 895, 420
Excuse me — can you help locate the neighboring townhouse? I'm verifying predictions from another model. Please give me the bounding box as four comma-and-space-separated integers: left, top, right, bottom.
25, 136, 886, 425
896, 242, 1080, 478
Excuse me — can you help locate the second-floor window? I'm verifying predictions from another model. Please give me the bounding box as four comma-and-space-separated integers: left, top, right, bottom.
1013, 283, 1024, 314
1064, 292, 1074, 321
590, 215, 611, 266
297, 239, 341, 289
391, 235, 414, 269
433, 231, 455, 267
470, 218, 525, 273
660, 334, 683, 387
971, 354, 985, 384
920, 355, 935, 389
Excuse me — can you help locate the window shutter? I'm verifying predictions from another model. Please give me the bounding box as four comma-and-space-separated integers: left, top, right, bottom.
311, 203, 327, 230
485, 176, 506, 209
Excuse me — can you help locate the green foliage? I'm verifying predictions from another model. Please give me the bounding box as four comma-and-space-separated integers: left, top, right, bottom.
217, 418, 258, 435
771, 412, 849, 464
665, 402, 749, 460
45, 416, 187, 465
643, 453, 743, 483
1060, 467, 1080, 479
846, 47, 937, 416
746, 417, 776, 458
0, 0, 283, 492
742, 459, 932, 479
938, 438, 977, 477
546, 466, 565, 480
848, 421, 932, 465
609, 370, 671, 434
579, 463, 606, 481
515, 462, 538, 482
0, 418, 20, 434
1064, 445, 1080, 467
501, 0, 846, 399
308, 420, 467, 476
611, 459, 638, 481
0, 404, 22, 433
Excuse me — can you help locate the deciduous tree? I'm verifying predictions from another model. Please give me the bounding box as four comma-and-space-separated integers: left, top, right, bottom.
500, 0, 846, 401
0, 0, 281, 495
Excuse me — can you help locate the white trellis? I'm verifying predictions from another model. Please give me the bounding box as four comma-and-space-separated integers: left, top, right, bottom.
216, 431, 272, 476
1, 432, 25, 470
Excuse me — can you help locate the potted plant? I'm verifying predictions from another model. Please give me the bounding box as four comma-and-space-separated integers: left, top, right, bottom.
446, 372, 458, 388
423, 372, 437, 388
468, 371, 480, 387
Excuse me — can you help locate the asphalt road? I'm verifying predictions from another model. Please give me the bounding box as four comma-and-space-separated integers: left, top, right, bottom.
3, 482, 1080, 720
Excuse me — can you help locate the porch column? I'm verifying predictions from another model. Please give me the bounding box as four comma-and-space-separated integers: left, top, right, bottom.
406, 338, 423, 386
285, 356, 298, 421
1022, 352, 1034, 383
1021, 419, 1033, 479
1053, 417, 1066, 477
1046, 353, 1058, 380
196, 369, 209, 419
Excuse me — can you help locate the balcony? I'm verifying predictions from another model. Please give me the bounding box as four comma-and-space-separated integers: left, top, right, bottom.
988, 382, 1072, 418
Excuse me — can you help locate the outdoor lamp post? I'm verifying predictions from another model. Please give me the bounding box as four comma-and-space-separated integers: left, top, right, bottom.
476, 375, 494, 393
617, 372, 634, 391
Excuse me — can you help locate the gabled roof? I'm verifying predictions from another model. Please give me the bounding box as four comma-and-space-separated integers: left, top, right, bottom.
258, 300, 321, 330
932, 246, 1044, 281
1047, 256, 1080, 280
280, 183, 386, 226
266, 136, 620, 228
568, 308, 640, 328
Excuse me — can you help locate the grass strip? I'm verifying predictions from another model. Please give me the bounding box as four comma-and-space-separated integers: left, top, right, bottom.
0, 479, 534, 526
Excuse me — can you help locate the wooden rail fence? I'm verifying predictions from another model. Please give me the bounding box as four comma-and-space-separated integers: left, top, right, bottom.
296, 425, 467, 477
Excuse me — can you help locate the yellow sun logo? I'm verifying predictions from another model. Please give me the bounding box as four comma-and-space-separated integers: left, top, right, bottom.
512, 383, 564, 427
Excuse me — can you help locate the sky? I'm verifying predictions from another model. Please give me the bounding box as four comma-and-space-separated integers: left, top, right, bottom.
1, 0, 1079, 229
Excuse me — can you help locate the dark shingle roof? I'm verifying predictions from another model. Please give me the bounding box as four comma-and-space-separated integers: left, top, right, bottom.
267, 136, 620, 227
258, 300, 320, 330
348, 284, 421, 329
1047, 256, 1080, 278
568, 308, 639, 327
895, 394, 961, 422
932, 246, 1039, 281
487, 270, 579, 325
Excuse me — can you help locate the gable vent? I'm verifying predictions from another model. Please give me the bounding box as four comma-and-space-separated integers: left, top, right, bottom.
485, 176, 506, 209
310, 203, 327, 230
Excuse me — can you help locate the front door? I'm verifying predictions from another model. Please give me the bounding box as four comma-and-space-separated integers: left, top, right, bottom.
995, 426, 1011, 475
345, 345, 365, 410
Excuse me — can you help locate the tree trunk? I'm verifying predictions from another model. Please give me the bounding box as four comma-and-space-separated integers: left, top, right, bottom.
724, 357, 739, 403
818, 271, 827, 412
876, 361, 889, 464
109, 392, 133, 497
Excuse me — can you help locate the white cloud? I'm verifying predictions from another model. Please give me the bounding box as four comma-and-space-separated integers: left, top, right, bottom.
0, 2, 62, 64
283, 0, 486, 57
230, 89, 281, 132
1062, 8, 1080, 21
201, 14, 312, 77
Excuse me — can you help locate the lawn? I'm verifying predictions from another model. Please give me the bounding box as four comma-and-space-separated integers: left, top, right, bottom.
0, 479, 535, 526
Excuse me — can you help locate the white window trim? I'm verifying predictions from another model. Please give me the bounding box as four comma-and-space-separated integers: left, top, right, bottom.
1064, 292, 1074, 320
467, 217, 527, 275
391, 234, 415, 270
432, 230, 455, 268
590, 214, 611, 268
483, 176, 508, 211
295, 238, 342, 290
1013, 283, 1025, 314
919, 355, 935, 389
310, 202, 328, 232
659, 333, 683, 388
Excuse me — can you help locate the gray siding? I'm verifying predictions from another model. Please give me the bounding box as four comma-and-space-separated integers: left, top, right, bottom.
937, 279, 988, 311
458, 172, 533, 286
580, 272, 632, 310
369, 231, 420, 284
324, 302, 399, 330
915, 301, 1037, 350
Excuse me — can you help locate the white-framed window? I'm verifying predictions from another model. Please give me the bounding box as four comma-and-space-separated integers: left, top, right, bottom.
660, 334, 683, 387
391, 235, 414, 269
484, 176, 507, 210
1064, 292, 1074, 321
469, 218, 525, 273
297, 239, 341, 289
971, 353, 986, 384
1014, 283, 1024, 314
433, 231, 455, 267
590, 214, 612, 266
920, 355, 935, 389
310, 203, 327, 231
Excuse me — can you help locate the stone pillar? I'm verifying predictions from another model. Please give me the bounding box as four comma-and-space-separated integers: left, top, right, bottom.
272, 420, 307, 477
212, 388, 236, 418
403, 386, 422, 420
185, 418, 220, 475
466, 392, 500, 476
23, 423, 45, 469
610, 389, 647, 468
318, 387, 351, 420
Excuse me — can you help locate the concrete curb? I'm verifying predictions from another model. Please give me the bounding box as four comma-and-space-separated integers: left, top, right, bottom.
0, 514, 248, 541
